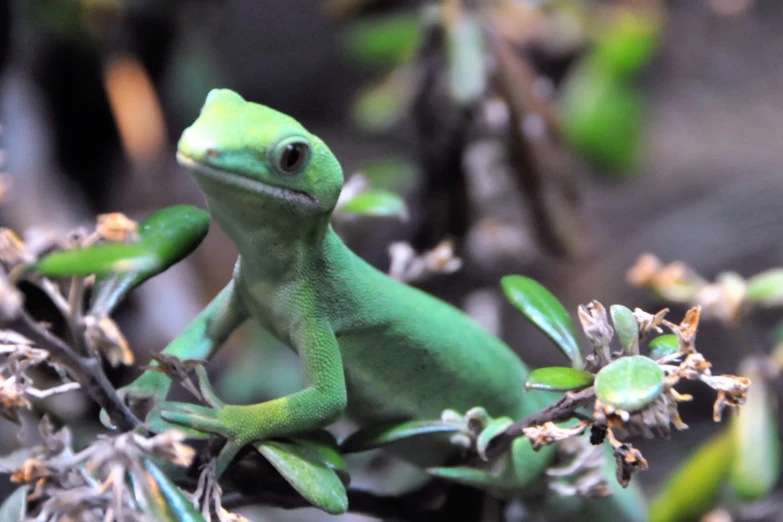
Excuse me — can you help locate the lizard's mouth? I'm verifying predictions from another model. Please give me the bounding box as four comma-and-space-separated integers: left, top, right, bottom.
177, 153, 319, 208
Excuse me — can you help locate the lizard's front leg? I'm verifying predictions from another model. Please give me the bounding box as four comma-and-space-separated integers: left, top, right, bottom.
101, 280, 247, 427
160, 318, 347, 476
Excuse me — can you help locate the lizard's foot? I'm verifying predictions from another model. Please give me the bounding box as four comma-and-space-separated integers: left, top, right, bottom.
157, 367, 259, 476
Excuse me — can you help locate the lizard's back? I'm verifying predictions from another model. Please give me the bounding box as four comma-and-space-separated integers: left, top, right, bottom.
314, 230, 545, 426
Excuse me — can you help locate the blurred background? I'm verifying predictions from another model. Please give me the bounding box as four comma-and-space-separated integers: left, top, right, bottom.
1, 0, 782, 520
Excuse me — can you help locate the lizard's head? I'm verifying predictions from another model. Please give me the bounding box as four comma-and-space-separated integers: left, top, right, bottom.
176, 89, 343, 217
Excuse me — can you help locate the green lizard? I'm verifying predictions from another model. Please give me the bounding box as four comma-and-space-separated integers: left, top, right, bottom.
117, 88, 644, 519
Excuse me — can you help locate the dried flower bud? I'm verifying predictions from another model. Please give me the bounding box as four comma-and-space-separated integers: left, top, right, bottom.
702, 374, 751, 421
664, 306, 701, 354
424, 240, 462, 275
674, 352, 712, 380
11, 458, 54, 484
0, 228, 29, 266
83, 315, 133, 367
633, 307, 668, 337
655, 262, 705, 300
218, 507, 254, 522
695, 272, 746, 323
606, 429, 648, 488
0, 376, 30, 422
523, 421, 589, 451
626, 253, 663, 287
578, 301, 614, 363
0, 278, 23, 321
142, 430, 195, 467
0, 329, 32, 346
96, 213, 138, 243
387, 242, 416, 282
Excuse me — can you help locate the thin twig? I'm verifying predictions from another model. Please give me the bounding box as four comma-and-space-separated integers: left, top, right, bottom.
4, 311, 141, 430
38, 279, 71, 317
25, 382, 81, 399
474, 387, 596, 465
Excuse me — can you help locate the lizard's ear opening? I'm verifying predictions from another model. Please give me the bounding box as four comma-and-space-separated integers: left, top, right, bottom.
271, 137, 311, 176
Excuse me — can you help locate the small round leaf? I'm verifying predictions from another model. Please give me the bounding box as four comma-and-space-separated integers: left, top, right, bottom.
648, 334, 679, 360
501, 275, 583, 368
525, 367, 595, 392
594, 355, 664, 411
610, 305, 639, 355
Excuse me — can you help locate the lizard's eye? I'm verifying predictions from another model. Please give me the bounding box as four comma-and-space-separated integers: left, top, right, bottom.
273, 139, 310, 175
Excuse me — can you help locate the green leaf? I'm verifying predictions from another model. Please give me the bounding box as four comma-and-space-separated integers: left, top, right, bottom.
340, 420, 461, 454
476, 417, 513, 460
91, 205, 210, 315
427, 466, 510, 493
290, 431, 350, 486
501, 275, 583, 368
593, 13, 659, 79
445, 7, 486, 104
132, 459, 206, 522
35, 243, 158, 277
729, 366, 779, 501
594, 355, 664, 411
525, 367, 595, 392
0, 486, 29, 522
610, 305, 639, 355
560, 58, 644, 173
342, 15, 420, 68
647, 334, 678, 360
360, 156, 419, 193
649, 430, 733, 522
339, 190, 408, 220
745, 268, 783, 306
255, 440, 348, 515
351, 70, 411, 132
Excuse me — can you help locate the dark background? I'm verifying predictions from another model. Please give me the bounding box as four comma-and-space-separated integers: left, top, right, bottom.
1, 0, 782, 519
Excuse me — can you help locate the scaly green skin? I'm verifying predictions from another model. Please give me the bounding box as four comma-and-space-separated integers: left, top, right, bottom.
118, 89, 643, 518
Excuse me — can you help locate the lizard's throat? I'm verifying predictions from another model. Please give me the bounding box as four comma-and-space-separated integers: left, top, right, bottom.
202, 194, 330, 272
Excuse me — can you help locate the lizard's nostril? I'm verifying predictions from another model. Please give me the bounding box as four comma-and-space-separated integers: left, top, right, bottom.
206, 148, 220, 158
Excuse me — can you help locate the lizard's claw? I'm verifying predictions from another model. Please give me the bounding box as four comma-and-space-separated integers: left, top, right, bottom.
160, 401, 255, 476
159, 366, 256, 477
160, 402, 229, 435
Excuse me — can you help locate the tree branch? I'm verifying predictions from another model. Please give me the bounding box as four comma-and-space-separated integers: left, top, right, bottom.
5, 311, 142, 431
475, 387, 596, 464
